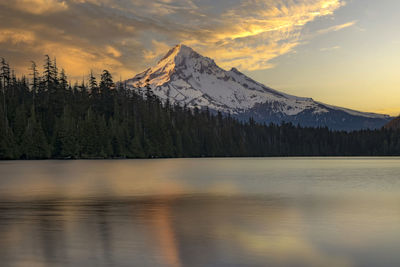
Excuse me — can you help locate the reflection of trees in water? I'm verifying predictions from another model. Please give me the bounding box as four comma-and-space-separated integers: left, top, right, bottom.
0, 197, 327, 266
77, 198, 183, 267
35, 202, 68, 265
0, 201, 70, 266
2, 195, 397, 266
94, 202, 114, 266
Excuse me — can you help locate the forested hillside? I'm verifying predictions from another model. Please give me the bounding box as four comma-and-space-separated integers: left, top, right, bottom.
385, 117, 400, 130
1, 57, 400, 159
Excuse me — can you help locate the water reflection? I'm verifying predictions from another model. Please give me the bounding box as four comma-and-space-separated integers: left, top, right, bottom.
0, 158, 400, 266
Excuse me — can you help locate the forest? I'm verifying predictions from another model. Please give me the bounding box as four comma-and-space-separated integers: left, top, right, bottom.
1, 57, 400, 159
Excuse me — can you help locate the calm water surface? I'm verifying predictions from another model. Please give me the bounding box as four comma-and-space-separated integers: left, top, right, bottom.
0, 158, 400, 267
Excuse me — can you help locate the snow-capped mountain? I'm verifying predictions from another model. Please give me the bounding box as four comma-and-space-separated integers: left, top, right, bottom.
125, 44, 391, 130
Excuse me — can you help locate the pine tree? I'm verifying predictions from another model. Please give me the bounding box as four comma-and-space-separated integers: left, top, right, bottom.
89, 71, 99, 96
21, 106, 50, 159
1, 58, 10, 134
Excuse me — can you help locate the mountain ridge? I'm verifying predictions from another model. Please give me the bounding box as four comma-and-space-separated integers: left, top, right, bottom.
125, 44, 391, 130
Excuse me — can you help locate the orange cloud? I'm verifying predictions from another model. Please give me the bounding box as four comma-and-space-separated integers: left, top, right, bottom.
203, 0, 345, 70
13, 0, 68, 14
0, 29, 36, 45
106, 45, 122, 58
143, 40, 173, 61
37, 43, 130, 79
143, 0, 347, 71
0, 0, 348, 80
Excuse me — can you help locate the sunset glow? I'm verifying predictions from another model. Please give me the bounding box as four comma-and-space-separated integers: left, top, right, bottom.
0, 0, 399, 115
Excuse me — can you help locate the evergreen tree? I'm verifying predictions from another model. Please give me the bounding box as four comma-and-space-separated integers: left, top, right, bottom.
21, 106, 50, 159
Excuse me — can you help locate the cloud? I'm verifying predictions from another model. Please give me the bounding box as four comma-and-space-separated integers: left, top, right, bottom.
320, 45, 341, 51
183, 0, 347, 70
143, 40, 173, 61
317, 20, 357, 35
0, 29, 36, 45
106, 45, 122, 58
13, 0, 68, 14
0, 0, 347, 80
139, 0, 347, 71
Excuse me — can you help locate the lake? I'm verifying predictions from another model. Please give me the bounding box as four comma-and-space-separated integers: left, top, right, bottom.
0, 158, 400, 267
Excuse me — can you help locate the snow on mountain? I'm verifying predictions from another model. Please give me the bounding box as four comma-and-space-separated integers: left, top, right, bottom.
125, 44, 391, 130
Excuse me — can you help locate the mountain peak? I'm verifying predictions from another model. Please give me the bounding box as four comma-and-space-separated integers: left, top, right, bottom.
158, 44, 194, 63
176, 44, 194, 54
129, 44, 217, 87
124, 45, 391, 130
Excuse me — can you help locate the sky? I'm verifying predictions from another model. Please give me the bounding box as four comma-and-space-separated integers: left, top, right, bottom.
0, 0, 399, 115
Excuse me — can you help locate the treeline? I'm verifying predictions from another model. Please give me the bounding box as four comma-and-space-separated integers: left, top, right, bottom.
0, 57, 400, 159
